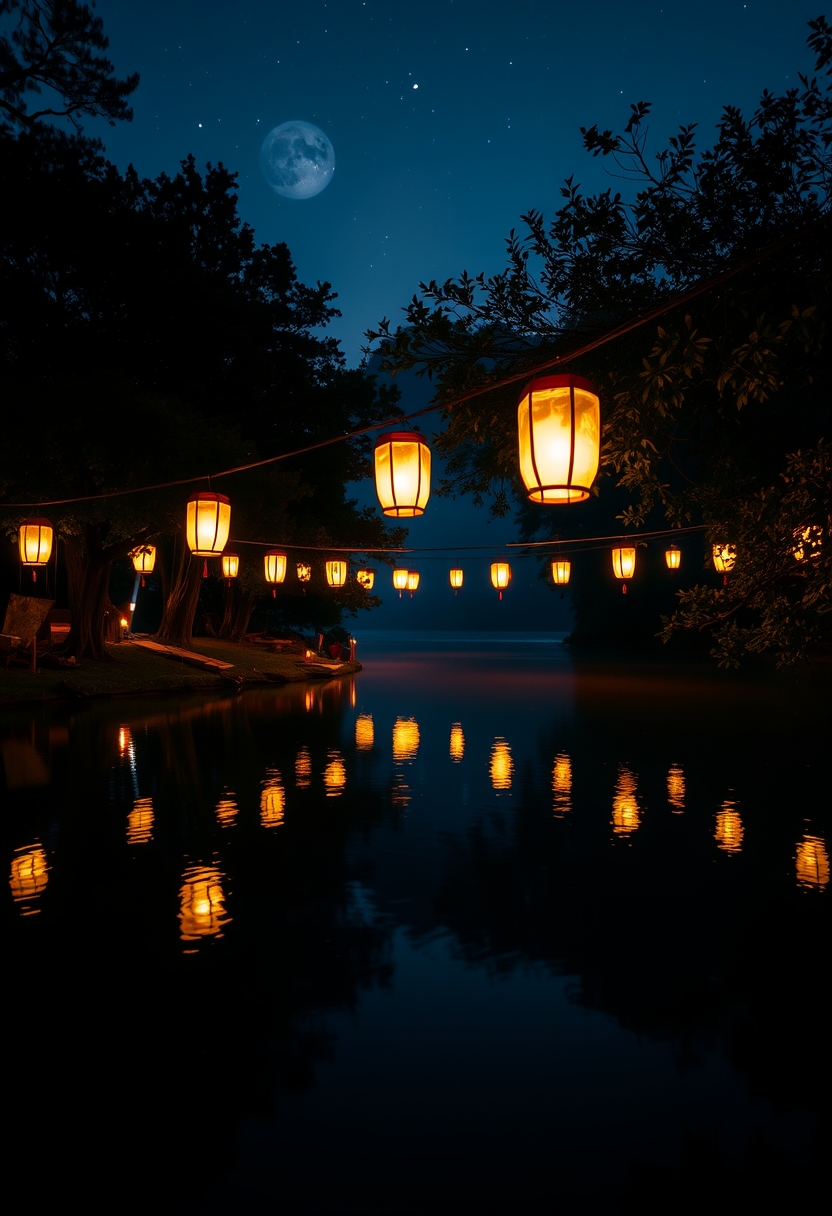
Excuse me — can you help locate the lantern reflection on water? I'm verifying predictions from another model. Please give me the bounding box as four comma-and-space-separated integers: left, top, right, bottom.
127, 797, 154, 844
490, 738, 513, 791
260, 771, 285, 828
449, 723, 465, 762
612, 766, 640, 836
552, 752, 572, 817
9, 844, 49, 913
393, 717, 420, 761
179, 863, 230, 944
324, 750, 347, 796
295, 747, 312, 789
667, 764, 685, 812
215, 794, 238, 830
795, 834, 829, 889
355, 713, 374, 751
715, 801, 743, 853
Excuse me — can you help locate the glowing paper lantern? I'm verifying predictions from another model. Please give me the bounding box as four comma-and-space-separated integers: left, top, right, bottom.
326, 559, 347, 587
612, 546, 636, 593
517, 374, 600, 503
18, 517, 53, 582
186, 492, 230, 556
356, 568, 375, 590
406, 570, 420, 596
264, 550, 287, 597
551, 560, 571, 585
490, 561, 512, 600
449, 568, 464, 594
712, 544, 736, 573
131, 545, 156, 575
296, 562, 311, 583
665, 545, 681, 570
393, 568, 409, 598
221, 553, 239, 583
374, 431, 431, 517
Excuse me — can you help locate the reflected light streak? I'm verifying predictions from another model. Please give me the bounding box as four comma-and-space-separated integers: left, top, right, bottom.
490, 738, 513, 791
127, 797, 154, 844
552, 752, 572, 817
260, 770, 285, 828
118, 725, 131, 756
795, 834, 829, 889
295, 747, 312, 789
324, 750, 347, 796
179, 863, 230, 944
355, 713, 374, 751
449, 723, 465, 763
9, 843, 49, 914
391, 774, 411, 808
715, 801, 743, 853
667, 764, 685, 812
215, 793, 238, 830
393, 717, 420, 761
612, 765, 640, 836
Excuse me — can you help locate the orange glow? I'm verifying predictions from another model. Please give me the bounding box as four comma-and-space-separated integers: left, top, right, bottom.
552, 752, 572, 817
260, 771, 285, 828
264, 550, 287, 585
186, 492, 231, 556
9, 844, 49, 913
356, 569, 375, 590
131, 545, 156, 574
374, 430, 431, 517
406, 570, 420, 594
324, 750, 347, 795
326, 559, 347, 587
795, 834, 829, 889
517, 374, 600, 503
392, 774, 411, 808
215, 794, 238, 830
295, 747, 312, 788
127, 797, 154, 844
392, 568, 409, 592
18, 518, 53, 566
490, 737, 513, 791
793, 525, 822, 563
355, 713, 374, 750
490, 561, 512, 590
712, 544, 736, 573
179, 863, 230, 943
296, 562, 311, 583
665, 545, 681, 570
393, 716, 420, 761
119, 617, 129, 628
449, 568, 464, 590
667, 764, 685, 812
305, 689, 314, 712
551, 560, 571, 585
118, 724, 132, 756
449, 722, 465, 762
612, 765, 640, 836
715, 801, 743, 853
612, 547, 636, 580
221, 553, 239, 580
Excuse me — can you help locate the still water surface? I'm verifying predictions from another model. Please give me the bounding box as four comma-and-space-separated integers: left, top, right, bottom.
4, 632, 830, 1213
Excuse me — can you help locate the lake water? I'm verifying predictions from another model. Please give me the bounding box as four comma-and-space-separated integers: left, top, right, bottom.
4, 632, 830, 1213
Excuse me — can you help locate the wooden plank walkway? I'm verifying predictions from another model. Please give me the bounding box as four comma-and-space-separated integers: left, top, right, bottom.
129, 639, 235, 671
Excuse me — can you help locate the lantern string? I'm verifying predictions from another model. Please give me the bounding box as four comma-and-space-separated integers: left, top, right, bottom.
3, 214, 827, 512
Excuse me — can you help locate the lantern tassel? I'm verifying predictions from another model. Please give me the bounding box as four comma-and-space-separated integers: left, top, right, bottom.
622, 584, 627, 595
32, 569, 37, 583
272, 588, 276, 599
202, 559, 208, 578
499, 590, 503, 601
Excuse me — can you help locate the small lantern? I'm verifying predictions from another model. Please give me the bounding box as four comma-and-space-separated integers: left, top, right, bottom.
517, 374, 600, 504
356, 569, 375, 590
612, 546, 636, 593
490, 561, 512, 600
393, 568, 409, 598
551, 560, 571, 585
221, 553, 239, 585
296, 562, 311, 584
792, 526, 822, 563
712, 544, 736, 573
665, 545, 681, 570
407, 571, 420, 597
264, 550, 287, 598
449, 568, 464, 594
19, 517, 53, 582
131, 545, 156, 578
186, 492, 230, 557
326, 559, 347, 588
374, 431, 431, 517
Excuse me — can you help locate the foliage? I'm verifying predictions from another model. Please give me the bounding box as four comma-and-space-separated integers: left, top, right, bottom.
365, 16, 832, 665
0, 0, 138, 132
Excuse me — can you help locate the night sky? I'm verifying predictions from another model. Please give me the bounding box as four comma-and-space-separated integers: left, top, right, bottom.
85, 0, 818, 630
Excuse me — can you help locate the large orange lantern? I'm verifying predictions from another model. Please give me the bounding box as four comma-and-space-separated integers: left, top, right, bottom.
264, 550, 287, 597
665, 545, 681, 570
186, 492, 230, 556
326, 559, 347, 587
19, 517, 53, 582
374, 431, 431, 517
551, 560, 571, 585
490, 561, 512, 600
393, 568, 409, 597
449, 568, 464, 594
356, 569, 375, 590
517, 374, 600, 504
612, 546, 636, 593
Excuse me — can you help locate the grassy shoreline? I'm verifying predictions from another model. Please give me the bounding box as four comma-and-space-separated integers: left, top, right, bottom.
0, 638, 360, 706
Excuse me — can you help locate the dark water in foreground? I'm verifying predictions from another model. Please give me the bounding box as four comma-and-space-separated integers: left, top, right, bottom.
4, 632, 830, 1213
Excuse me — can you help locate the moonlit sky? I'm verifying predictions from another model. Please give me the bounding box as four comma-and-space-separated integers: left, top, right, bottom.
84, 0, 818, 628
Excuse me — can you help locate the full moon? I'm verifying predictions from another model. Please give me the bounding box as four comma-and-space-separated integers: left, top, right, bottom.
260, 121, 335, 200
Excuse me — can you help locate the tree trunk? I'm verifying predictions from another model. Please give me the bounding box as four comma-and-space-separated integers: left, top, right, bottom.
62, 530, 115, 660
155, 544, 204, 648
229, 589, 257, 642
218, 581, 237, 639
